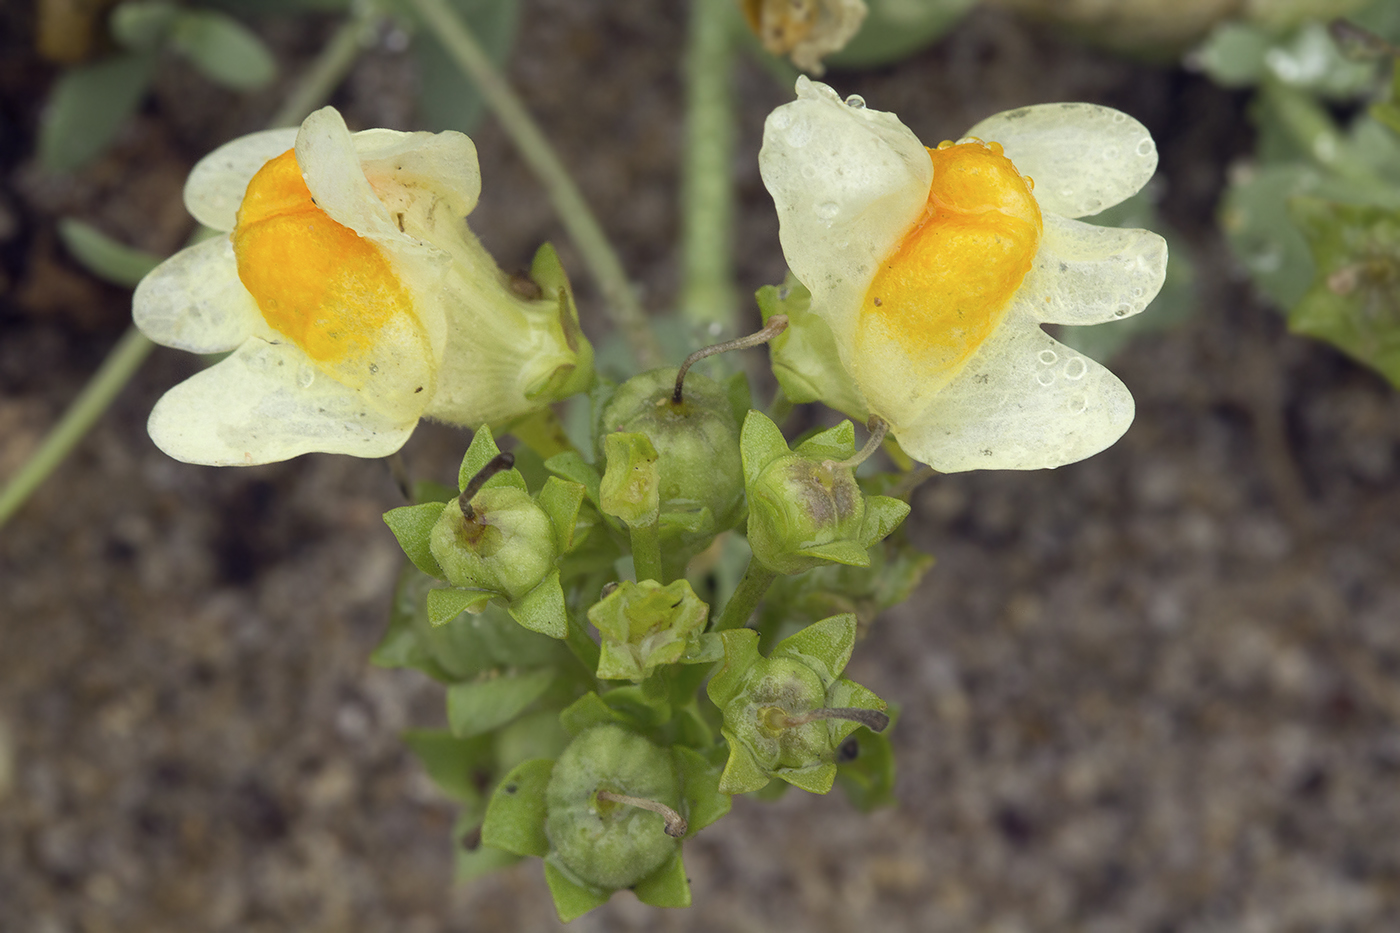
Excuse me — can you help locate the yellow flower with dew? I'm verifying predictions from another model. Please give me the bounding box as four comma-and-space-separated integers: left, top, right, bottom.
759, 78, 1168, 471
134, 106, 591, 466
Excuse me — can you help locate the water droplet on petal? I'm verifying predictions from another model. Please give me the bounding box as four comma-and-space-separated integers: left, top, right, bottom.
1112, 112, 1127, 124
1064, 358, 1087, 380
1130, 286, 1144, 298
1103, 146, 1120, 160
814, 201, 840, 221
800, 163, 817, 180
1068, 394, 1088, 413
297, 365, 316, 388
1114, 304, 1131, 318
844, 94, 866, 109
1136, 138, 1154, 157
1038, 349, 1058, 365
1036, 371, 1055, 387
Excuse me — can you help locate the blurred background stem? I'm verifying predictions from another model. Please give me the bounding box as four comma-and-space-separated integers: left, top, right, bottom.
411, 0, 662, 368
680, 0, 738, 336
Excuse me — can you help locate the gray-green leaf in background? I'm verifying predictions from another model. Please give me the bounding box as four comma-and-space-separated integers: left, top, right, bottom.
39, 52, 159, 172
412, 0, 521, 132
169, 9, 277, 90
57, 219, 163, 288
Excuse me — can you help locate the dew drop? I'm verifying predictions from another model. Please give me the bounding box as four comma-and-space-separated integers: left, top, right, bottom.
1111, 112, 1127, 124
844, 94, 866, 109
937, 140, 955, 150
814, 201, 840, 221
1036, 371, 1055, 387
297, 365, 316, 388
1068, 394, 1088, 414
1060, 186, 1075, 199
988, 141, 1004, 155
1135, 138, 1154, 157
1114, 304, 1131, 318
801, 163, 818, 179
1064, 358, 1087, 380
1130, 286, 1144, 298
1102, 145, 1120, 160
1038, 349, 1058, 365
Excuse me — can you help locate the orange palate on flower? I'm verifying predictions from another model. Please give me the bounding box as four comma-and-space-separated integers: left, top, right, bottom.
858, 140, 1041, 382
232, 149, 412, 367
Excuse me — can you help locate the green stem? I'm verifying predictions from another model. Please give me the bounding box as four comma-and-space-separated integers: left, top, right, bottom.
629, 519, 664, 584
680, 0, 737, 334
410, 0, 662, 368
565, 610, 601, 681
0, 327, 153, 528
1262, 80, 1393, 194
0, 16, 372, 530
269, 13, 374, 128
713, 557, 777, 631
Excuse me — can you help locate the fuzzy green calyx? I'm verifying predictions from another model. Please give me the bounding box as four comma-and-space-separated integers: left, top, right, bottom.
545, 724, 683, 890
588, 580, 710, 681
596, 368, 746, 557
707, 614, 888, 794
741, 411, 910, 575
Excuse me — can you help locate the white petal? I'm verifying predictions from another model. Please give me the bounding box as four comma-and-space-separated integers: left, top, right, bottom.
356, 129, 481, 219
964, 104, 1157, 219
892, 317, 1133, 472
183, 128, 299, 231
759, 77, 932, 346
295, 107, 401, 241
1013, 214, 1168, 326
148, 338, 416, 466
133, 235, 260, 353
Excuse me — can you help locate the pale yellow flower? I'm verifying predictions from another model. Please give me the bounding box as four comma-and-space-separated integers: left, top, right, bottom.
134, 106, 590, 466
760, 78, 1168, 471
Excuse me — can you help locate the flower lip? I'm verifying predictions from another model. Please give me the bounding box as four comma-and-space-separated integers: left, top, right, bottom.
759, 78, 1169, 472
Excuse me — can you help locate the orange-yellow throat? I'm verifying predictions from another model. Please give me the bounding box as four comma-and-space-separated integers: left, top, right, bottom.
232, 149, 414, 369
858, 140, 1041, 388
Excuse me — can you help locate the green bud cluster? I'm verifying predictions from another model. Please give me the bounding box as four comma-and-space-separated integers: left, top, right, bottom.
376, 297, 925, 922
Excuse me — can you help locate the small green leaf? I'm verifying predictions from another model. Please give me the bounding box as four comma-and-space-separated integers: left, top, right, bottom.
1192, 22, 1271, 88
427, 586, 490, 627
673, 745, 731, 836
447, 669, 555, 738
680, 632, 724, 665
537, 476, 585, 554
632, 849, 691, 908
600, 431, 660, 527
507, 571, 568, 639
738, 410, 792, 488
40, 53, 159, 172
169, 10, 276, 91
824, 678, 888, 746
384, 502, 448, 578
778, 761, 837, 795
706, 628, 763, 708
481, 758, 553, 857
110, 1, 179, 51
402, 729, 493, 804
459, 426, 528, 493
794, 540, 871, 569
716, 730, 772, 795
757, 275, 868, 420
543, 858, 612, 922
558, 692, 623, 737
544, 451, 602, 508
860, 496, 911, 546
1288, 197, 1400, 386
771, 614, 856, 682
57, 219, 162, 288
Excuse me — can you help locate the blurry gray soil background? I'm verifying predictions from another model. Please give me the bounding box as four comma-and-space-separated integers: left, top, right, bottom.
4, 1, 1400, 931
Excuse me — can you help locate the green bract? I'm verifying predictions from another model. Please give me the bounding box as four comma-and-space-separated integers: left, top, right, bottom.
707, 614, 887, 795
384, 427, 584, 639
596, 368, 746, 562
588, 580, 710, 681
741, 411, 910, 575
479, 707, 731, 921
